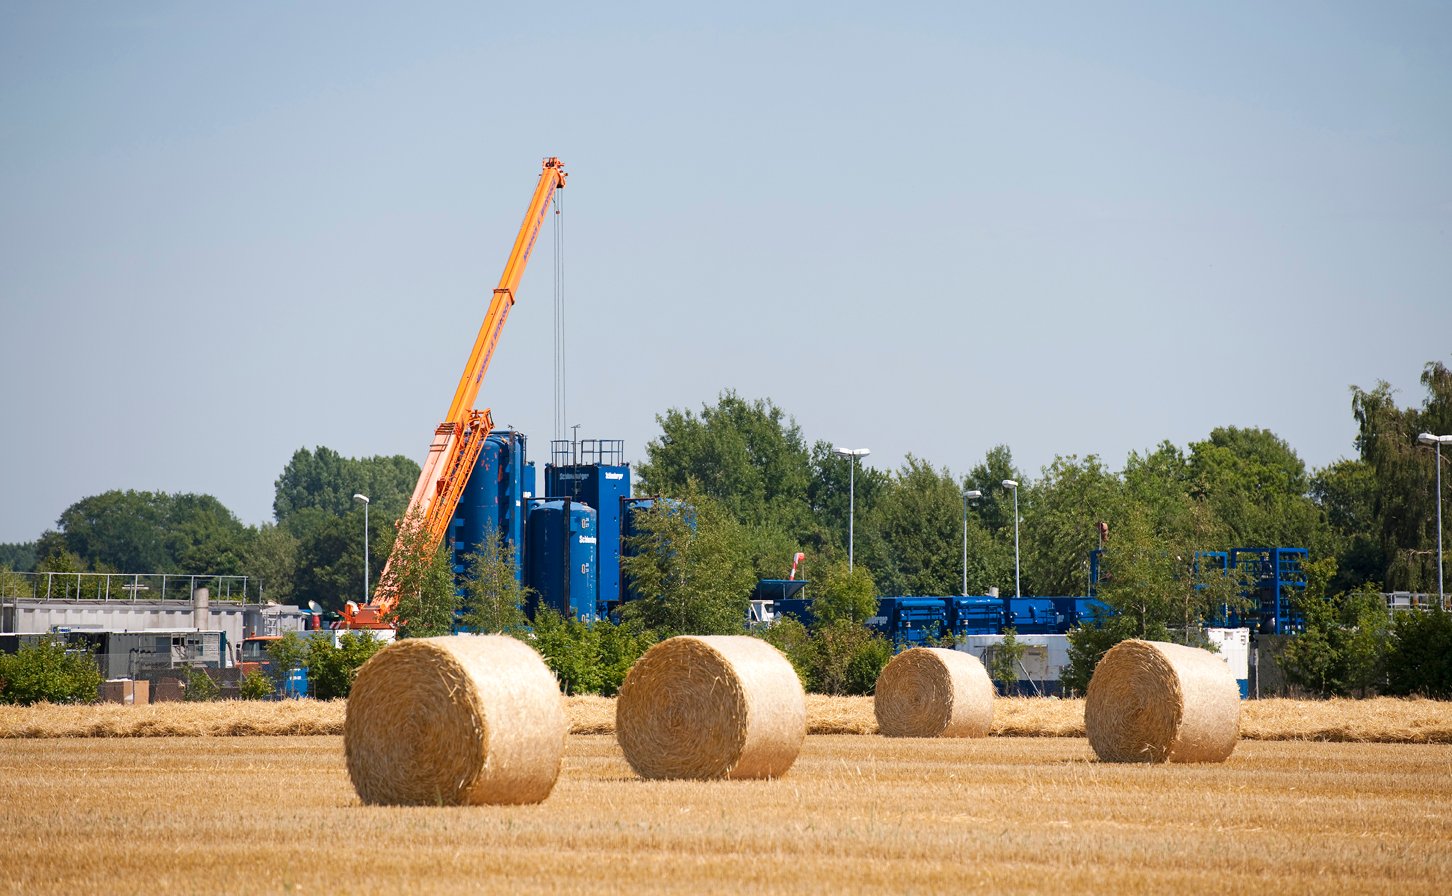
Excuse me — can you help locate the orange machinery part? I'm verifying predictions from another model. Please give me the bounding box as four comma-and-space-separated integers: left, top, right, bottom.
341, 158, 567, 629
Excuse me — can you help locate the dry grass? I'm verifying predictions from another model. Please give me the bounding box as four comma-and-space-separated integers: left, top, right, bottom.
1, 733, 1448, 894
3, 695, 1451, 743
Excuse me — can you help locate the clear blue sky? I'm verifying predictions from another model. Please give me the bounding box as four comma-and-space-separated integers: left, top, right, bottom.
2, 1, 1448, 544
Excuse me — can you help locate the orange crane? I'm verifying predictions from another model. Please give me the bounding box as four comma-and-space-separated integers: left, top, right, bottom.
342, 157, 567, 628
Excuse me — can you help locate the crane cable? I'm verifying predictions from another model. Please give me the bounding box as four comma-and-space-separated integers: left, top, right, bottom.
552, 189, 566, 445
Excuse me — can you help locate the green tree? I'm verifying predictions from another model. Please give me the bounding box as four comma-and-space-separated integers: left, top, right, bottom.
988, 628, 1027, 692
865, 456, 968, 597
1278, 559, 1388, 696
811, 620, 891, 696
1021, 455, 1120, 596
183, 667, 221, 702
530, 608, 602, 695
811, 560, 877, 625
1187, 426, 1329, 551
264, 632, 310, 693
1385, 607, 1452, 699
272, 446, 418, 523
239, 670, 275, 700
0, 542, 37, 572
637, 391, 814, 537
458, 533, 529, 634
756, 616, 814, 686
1349, 360, 1452, 591
383, 512, 460, 638
48, 490, 250, 574
619, 491, 754, 637
306, 632, 386, 700
0, 638, 102, 705
242, 523, 299, 604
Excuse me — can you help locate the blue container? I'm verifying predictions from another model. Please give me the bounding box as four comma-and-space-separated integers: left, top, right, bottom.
772, 597, 816, 626
452, 430, 531, 577
949, 596, 1004, 636
1005, 598, 1061, 634
873, 597, 950, 647
544, 462, 631, 616
524, 499, 598, 622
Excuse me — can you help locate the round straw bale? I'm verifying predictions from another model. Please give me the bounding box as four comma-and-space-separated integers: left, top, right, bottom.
874, 647, 995, 738
615, 635, 806, 780
344, 634, 567, 805
1085, 639, 1241, 763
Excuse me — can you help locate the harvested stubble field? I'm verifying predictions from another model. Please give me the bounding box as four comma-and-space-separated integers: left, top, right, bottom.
4, 694, 1452, 743
1, 732, 1449, 894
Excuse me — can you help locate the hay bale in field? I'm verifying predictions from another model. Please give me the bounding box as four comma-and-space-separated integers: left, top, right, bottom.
344, 635, 567, 805
874, 647, 994, 738
615, 635, 806, 780
1085, 639, 1241, 763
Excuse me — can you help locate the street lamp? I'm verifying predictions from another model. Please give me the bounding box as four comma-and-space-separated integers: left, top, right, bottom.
834, 447, 871, 570
1002, 480, 1020, 599
353, 494, 370, 603
1417, 432, 1452, 606
962, 489, 983, 596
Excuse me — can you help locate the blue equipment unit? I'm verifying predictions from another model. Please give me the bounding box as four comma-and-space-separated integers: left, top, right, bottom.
524, 498, 598, 622
873, 597, 950, 647
772, 597, 816, 626
452, 430, 532, 578
1229, 547, 1307, 634
1005, 598, 1061, 634
545, 439, 630, 616
949, 596, 1004, 636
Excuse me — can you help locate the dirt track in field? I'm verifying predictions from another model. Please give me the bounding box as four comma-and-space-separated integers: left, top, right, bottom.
1, 733, 1449, 895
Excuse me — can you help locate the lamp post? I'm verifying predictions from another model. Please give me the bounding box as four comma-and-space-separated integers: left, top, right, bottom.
353, 493, 370, 602
1002, 480, 1020, 599
834, 447, 871, 570
962, 489, 982, 596
1418, 432, 1452, 606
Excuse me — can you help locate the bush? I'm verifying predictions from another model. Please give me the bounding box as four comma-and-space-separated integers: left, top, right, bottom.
0, 637, 102, 705
239, 669, 275, 700
1385, 607, 1452, 698
530, 609, 603, 696
183, 667, 221, 701
756, 617, 813, 687
595, 620, 653, 697
307, 632, 387, 700
811, 621, 891, 696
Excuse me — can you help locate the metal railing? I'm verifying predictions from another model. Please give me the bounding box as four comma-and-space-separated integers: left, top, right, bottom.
0, 572, 259, 603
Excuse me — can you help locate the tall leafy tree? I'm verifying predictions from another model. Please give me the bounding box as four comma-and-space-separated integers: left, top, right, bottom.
459, 533, 530, 634
1187, 426, 1328, 551
865, 455, 973, 596
1350, 360, 1452, 591
619, 490, 755, 637
1021, 455, 1120, 596
272, 447, 418, 524
637, 391, 814, 537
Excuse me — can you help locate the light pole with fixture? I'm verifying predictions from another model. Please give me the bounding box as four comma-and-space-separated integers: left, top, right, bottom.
1002, 479, 1020, 599
1418, 432, 1452, 606
962, 489, 982, 596
353, 493, 371, 603
834, 447, 871, 570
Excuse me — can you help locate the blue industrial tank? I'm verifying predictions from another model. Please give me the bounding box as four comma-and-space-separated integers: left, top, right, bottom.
545, 449, 631, 617
524, 499, 598, 622
452, 430, 531, 577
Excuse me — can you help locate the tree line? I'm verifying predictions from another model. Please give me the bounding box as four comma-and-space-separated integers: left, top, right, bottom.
2, 359, 1449, 697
